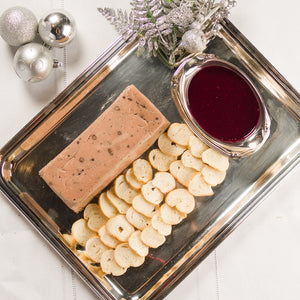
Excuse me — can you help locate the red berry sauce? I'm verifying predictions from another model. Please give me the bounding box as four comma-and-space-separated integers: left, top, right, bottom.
187, 64, 261, 143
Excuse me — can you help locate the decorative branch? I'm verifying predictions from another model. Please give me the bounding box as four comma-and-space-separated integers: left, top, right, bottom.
98, 0, 236, 67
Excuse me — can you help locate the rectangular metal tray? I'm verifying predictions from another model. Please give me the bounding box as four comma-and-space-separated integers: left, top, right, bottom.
0, 19, 299, 299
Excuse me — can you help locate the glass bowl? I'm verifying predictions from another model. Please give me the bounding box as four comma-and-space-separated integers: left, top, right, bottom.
171, 54, 271, 158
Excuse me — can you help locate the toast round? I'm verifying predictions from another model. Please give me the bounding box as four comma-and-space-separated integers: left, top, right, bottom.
114, 243, 145, 268
85, 236, 109, 262
149, 149, 177, 171
106, 214, 135, 242
141, 226, 166, 248
100, 249, 127, 276
152, 171, 176, 194
128, 230, 149, 257
167, 123, 194, 146
158, 132, 186, 156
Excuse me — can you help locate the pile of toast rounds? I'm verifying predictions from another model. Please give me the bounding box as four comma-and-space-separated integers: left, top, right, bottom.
63, 123, 229, 276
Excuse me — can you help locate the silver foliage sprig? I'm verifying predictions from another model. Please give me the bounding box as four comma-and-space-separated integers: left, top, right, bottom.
98, 0, 236, 67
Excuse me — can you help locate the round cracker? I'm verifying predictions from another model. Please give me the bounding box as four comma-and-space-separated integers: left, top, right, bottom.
188, 173, 214, 196
83, 203, 101, 219
167, 123, 194, 146
98, 225, 120, 248
152, 172, 176, 194
148, 149, 177, 171
169, 160, 197, 187
99, 192, 118, 218
160, 203, 186, 225
128, 230, 149, 257
85, 236, 109, 262
115, 243, 145, 268
181, 149, 204, 171
107, 188, 131, 214
126, 207, 152, 230
132, 158, 152, 183
114, 174, 138, 204
132, 194, 156, 218
202, 165, 226, 186
106, 214, 135, 242
141, 180, 164, 205
151, 212, 172, 236
188, 135, 209, 158
165, 188, 195, 214
141, 226, 166, 248
71, 218, 95, 246
158, 132, 186, 156
201, 148, 229, 171
125, 168, 142, 190
100, 249, 127, 276
83, 204, 108, 232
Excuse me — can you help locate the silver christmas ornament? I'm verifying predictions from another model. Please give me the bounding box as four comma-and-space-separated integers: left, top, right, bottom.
0, 6, 38, 47
13, 42, 54, 82
168, 4, 194, 29
181, 29, 207, 54
189, 21, 202, 31
38, 9, 76, 47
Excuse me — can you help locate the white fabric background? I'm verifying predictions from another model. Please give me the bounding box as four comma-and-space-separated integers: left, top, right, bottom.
0, 1, 299, 299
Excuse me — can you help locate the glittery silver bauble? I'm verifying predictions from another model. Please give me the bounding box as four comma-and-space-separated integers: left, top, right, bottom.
181, 29, 207, 54
168, 5, 194, 29
0, 6, 38, 47
13, 43, 54, 82
38, 9, 76, 47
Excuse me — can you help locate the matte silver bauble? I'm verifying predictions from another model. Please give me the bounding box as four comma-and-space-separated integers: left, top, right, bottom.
0, 6, 38, 47
38, 9, 76, 47
13, 43, 54, 82
181, 29, 207, 54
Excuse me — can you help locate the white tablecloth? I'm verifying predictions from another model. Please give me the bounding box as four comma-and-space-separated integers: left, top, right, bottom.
0, 1, 299, 299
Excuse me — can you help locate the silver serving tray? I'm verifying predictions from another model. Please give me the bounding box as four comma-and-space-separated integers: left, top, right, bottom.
0, 19, 299, 299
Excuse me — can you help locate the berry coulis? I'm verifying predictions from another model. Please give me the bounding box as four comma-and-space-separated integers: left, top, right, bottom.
187, 65, 261, 143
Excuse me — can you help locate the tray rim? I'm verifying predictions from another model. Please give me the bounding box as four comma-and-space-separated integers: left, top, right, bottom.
0, 18, 300, 299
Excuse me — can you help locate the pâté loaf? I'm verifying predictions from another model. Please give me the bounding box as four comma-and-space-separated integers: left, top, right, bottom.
39, 85, 170, 213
